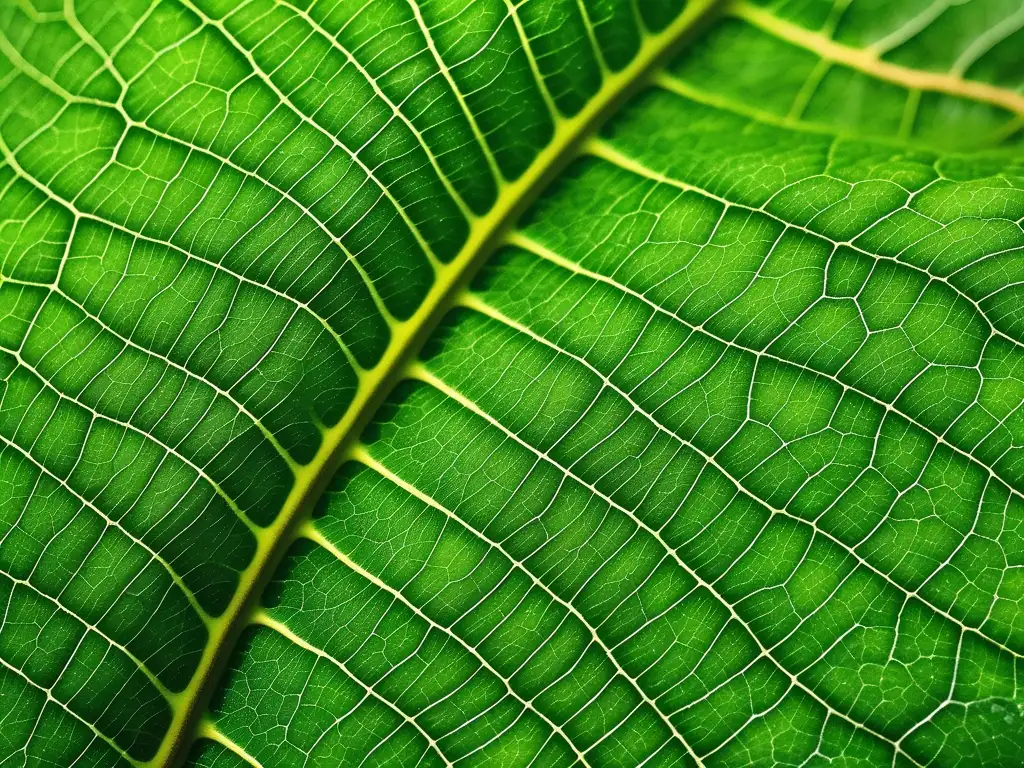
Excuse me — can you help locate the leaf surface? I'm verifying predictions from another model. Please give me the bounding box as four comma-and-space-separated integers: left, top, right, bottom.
0, 0, 1022, 766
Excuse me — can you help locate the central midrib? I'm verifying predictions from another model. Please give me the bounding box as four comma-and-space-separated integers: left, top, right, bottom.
155, 2, 721, 765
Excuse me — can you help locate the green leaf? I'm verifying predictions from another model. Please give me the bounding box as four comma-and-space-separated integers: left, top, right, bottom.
0, 0, 1021, 766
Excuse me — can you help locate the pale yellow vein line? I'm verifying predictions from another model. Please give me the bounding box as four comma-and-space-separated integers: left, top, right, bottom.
299, 522, 595, 768
584, 136, 1024, 359
500, 0, 564, 124
459, 287, 1023, 663
656, 72, 1024, 149
198, 721, 264, 768
403, 0, 506, 187
1, 336, 261, 539
0, 560, 182, 705
951, 5, 1024, 77
251, 611, 455, 768
571, 0, 612, 77
275, 0, 477, 222
408, 365, 921, 764
350, 446, 706, 767
731, 0, 1024, 115
0, 653, 145, 767
178, 0, 444, 270
0, 426, 219, 626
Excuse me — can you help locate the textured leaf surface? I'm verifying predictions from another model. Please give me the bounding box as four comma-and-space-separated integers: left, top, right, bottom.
0, 0, 1022, 766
